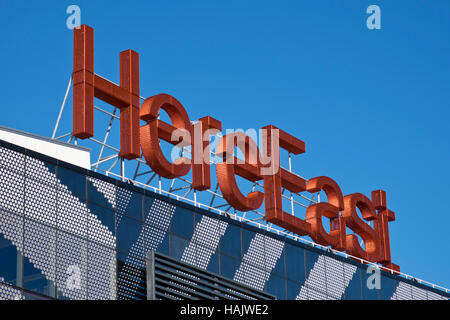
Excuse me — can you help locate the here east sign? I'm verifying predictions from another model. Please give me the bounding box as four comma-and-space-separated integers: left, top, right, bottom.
72, 25, 399, 272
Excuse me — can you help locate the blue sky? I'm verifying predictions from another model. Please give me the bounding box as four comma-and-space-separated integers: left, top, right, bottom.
1, 1, 449, 289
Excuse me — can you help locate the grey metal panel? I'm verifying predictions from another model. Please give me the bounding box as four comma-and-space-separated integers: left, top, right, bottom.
147, 250, 275, 300
146, 251, 155, 300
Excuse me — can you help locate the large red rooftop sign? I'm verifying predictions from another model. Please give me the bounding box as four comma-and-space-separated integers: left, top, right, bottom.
72, 25, 399, 272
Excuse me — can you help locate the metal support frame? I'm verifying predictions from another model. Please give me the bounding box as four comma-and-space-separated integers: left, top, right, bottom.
51, 76, 72, 140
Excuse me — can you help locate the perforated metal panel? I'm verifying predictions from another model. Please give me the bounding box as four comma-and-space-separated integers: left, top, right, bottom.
0, 147, 116, 300
297, 255, 328, 299
234, 234, 284, 291
116, 199, 176, 300
182, 215, 227, 269
0, 282, 23, 300
297, 255, 357, 300
427, 290, 448, 300
392, 281, 412, 300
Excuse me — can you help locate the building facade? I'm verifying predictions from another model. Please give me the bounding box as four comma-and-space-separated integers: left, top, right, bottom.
0, 139, 448, 300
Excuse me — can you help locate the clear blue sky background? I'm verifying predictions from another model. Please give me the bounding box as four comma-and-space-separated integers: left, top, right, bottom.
1, 1, 449, 289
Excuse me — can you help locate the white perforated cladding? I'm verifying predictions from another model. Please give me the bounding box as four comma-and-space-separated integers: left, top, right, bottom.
427, 290, 448, 300
182, 215, 227, 269
0, 147, 117, 300
0, 148, 24, 217
117, 199, 175, 299
390, 281, 447, 300
297, 255, 327, 300
234, 234, 284, 291
391, 281, 412, 300
161, 215, 228, 300
0, 282, 23, 300
90, 177, 177, 300
88, 177, 132, 226
116, 188, 133, 216
411, 285, 429, 300
89, 176, 160, 300
296, 255, 357, 300
89, 177, 117, 207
